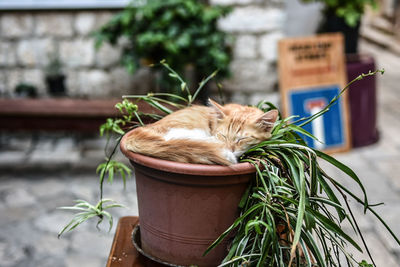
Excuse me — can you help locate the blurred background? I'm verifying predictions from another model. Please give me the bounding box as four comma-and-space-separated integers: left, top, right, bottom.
0, 0, 399, 266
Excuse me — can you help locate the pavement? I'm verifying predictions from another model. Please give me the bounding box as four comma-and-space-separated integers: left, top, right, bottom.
1, 40, 400, 267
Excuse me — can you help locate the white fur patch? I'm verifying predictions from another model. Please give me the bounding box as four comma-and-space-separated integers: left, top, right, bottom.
223, 149, 238, 164
164, 128, 217, 142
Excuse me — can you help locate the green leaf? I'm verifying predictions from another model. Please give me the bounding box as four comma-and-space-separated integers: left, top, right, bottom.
315, 150, 368, 212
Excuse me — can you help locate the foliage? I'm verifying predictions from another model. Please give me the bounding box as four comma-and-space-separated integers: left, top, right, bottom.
303, 0, 378, 27
94, 0, 232, 94
58, 63, 399, 267
203, 70, 399, 267
57, 199, 124, 238
45, 53, 64, 77
14, 83, 38, 98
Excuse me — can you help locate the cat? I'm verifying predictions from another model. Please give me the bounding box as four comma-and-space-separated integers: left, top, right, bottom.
124, 99, 279, 165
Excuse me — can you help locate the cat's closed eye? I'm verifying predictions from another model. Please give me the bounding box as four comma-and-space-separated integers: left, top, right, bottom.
235, 137, 250, 143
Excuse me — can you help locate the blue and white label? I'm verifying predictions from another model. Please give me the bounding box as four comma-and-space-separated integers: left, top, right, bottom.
289, 85, 345, 150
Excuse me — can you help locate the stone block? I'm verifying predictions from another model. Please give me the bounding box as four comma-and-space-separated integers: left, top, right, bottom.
229, 92, 249, 104
259, 31, 283, 62
4, 187, 36, 208
4, 69, 22, 95
248, 91, 280, 107
223, 59, 276, 92
65, 253, 104, 267
23, 69, 46, 95
130, 67, 157, 95
0, 72, 7, 96
0, 13, 33, 38
65, 70, 80, 97
0, 41, 17, 66
34, 212, 75, 234
218, 7, 286, 33
59, 39, 95, 68
79, 70, 112, 98
234, 35, 257, 59
16, 38, 55, 67
95, 11, 115, 30
0, 242, 26, 267
74, 12, 97, 36
70, 231, 111, 258
0, 151, 27, 169
110, 67, 135, 96
95, 42, 120, 68
35, 13, 74, 37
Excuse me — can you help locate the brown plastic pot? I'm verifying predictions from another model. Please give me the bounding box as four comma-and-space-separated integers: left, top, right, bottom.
120, 129, 256, 266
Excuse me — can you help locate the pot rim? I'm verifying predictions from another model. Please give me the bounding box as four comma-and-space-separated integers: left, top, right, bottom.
120, 128, 256, 176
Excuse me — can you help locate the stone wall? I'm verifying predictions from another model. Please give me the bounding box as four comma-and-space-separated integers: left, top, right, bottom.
0, 10, 153, 99
0, 1, 286, 104
212, 0, 285, 105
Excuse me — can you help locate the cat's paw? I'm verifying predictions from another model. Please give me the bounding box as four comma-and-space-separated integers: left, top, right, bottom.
222, 149, 238, 164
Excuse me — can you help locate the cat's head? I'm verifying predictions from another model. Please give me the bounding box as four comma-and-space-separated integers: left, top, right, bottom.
209, 99, 279, 158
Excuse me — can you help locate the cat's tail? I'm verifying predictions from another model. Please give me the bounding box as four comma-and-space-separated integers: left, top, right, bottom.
124, 128, 234, 165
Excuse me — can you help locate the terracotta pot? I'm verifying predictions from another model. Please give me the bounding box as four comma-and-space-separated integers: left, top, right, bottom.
120, 129, 256, 266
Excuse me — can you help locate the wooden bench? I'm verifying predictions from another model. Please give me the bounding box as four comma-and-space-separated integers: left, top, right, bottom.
0, 98, 160, 132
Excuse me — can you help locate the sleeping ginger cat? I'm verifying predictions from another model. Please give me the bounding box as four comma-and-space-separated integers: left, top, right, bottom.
125, 99, 278, 165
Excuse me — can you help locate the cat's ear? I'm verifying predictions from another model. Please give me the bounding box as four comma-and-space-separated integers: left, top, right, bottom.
208, 98, 226, 119
256, 110, 279, 131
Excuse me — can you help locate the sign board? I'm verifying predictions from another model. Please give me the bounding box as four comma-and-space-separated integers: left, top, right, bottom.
278, 33, 351, 153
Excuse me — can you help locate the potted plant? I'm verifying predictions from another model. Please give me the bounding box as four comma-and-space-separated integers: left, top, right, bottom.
303, 0, 378, 54
58, 63, 399, 266
45, 54, 66, 97
14, 83, 38, 98
93, 0, 232, 102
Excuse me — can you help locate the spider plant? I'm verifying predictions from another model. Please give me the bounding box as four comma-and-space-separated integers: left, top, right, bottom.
58, 63, 398, 267
204, 70, 400, 266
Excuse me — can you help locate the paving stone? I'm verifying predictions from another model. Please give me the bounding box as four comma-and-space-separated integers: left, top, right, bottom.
341, 230, 399, 267
0, 151, 27, 168
4, 187, 36, 207
34, 233, 69, 257
65, 253, 105, 267
374, 157, 400, 192
70, 231, 112, 258
34, 211, 76, 235
0, 241, 26, 267
29, 178, 69, 200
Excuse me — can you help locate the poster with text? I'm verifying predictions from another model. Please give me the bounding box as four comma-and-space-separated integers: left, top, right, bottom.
278, 33, 351, 153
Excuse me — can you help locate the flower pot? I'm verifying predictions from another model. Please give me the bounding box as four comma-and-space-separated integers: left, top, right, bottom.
346, 54, 379, 147
45, 74, 66, 97
120, 129, 256, 266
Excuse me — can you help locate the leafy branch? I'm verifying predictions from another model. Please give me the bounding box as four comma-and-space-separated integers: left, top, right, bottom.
57, 199, 124, 238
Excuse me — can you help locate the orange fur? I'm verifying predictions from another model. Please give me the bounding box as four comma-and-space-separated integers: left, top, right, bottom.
125, 100, 278, 165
